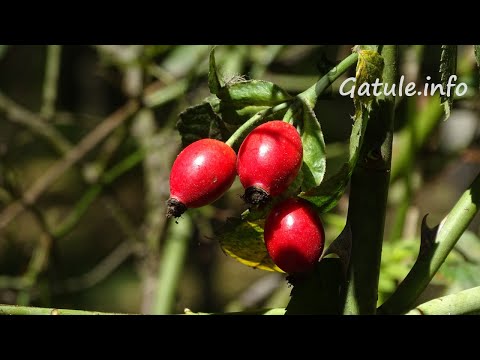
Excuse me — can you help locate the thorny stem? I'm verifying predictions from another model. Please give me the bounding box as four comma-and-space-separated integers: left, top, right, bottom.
342, 46, 398, 314
378, 170, 480, 315
405, 286, 480, 315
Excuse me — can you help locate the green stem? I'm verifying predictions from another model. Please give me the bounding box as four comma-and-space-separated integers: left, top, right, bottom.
154, 214, 193, 314
184, 308, 286, 315
343, 46, 398, 314
405, 286, 480, 315
16, 233, 51, 305
0, 304, 126, 315
390, 95, 444, 182
225, 102, 290, 150
225, 52, 359, 151
378, 170, 480, 315
41, 45, 62, 120
388, 97, 417, 242
299, 52, 359, 108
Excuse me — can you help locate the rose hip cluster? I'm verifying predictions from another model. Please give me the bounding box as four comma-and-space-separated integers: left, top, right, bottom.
166, 121, 325, 274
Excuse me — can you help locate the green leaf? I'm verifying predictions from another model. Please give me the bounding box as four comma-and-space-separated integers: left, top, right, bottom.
177, 102, 230, 148
219, 104, 271, 125
285, 258, 343, 314
208, 47, 222, 95
300, 104, 370, 212
439, 45, 457, 120
217, 217, 284, 273
297, 49, 380, 212
298, 101, 326, 190
297, 49, 381, 212
217, 80, 292, 108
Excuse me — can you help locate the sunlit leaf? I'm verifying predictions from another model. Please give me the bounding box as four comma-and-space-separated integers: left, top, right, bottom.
299, 101, 326, 190
218, 80, 292, 108
355, 48, 384, 106
217, 217, 284, 272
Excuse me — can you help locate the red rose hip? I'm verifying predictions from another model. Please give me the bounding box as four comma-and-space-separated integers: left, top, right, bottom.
237, 120, 303, 205
264, 198, 325, 274
166, 139, 237, 218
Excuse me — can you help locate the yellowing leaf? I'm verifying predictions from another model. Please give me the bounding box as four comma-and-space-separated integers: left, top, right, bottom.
355, 49, 384, 105
217, 217, 284, 272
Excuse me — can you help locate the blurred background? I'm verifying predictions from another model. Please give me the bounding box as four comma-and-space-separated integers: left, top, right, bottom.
0, 45, 479, 314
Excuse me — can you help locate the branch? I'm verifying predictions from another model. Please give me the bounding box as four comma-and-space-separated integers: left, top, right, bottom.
0, 304, 127, 315
0, 90, 72, 154
406, 286, 480, 315
55, 241, 137, 293
13, 202, 58, 305
41, 45, 62, 120
154, 214, 193, 314
184, 308, 286, 315
15, 233, 51, 305
131, 110, 181, 313
52, 149, 145, 239
53, 195, 144, 294
343, 45, 398, 314
378, 170, 480, 314
299, 52, 359, 108
0, 99, 140, 230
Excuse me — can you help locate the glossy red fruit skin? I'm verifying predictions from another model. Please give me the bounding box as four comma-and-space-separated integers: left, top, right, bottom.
237, 120, 302, 199
264, 198, 325, 274
169, 139, 237, 209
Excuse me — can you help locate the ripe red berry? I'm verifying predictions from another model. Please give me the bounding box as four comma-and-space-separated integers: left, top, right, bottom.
237, 120, 303, 205
166, 139, 237, 218
264, 198, 325, 274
